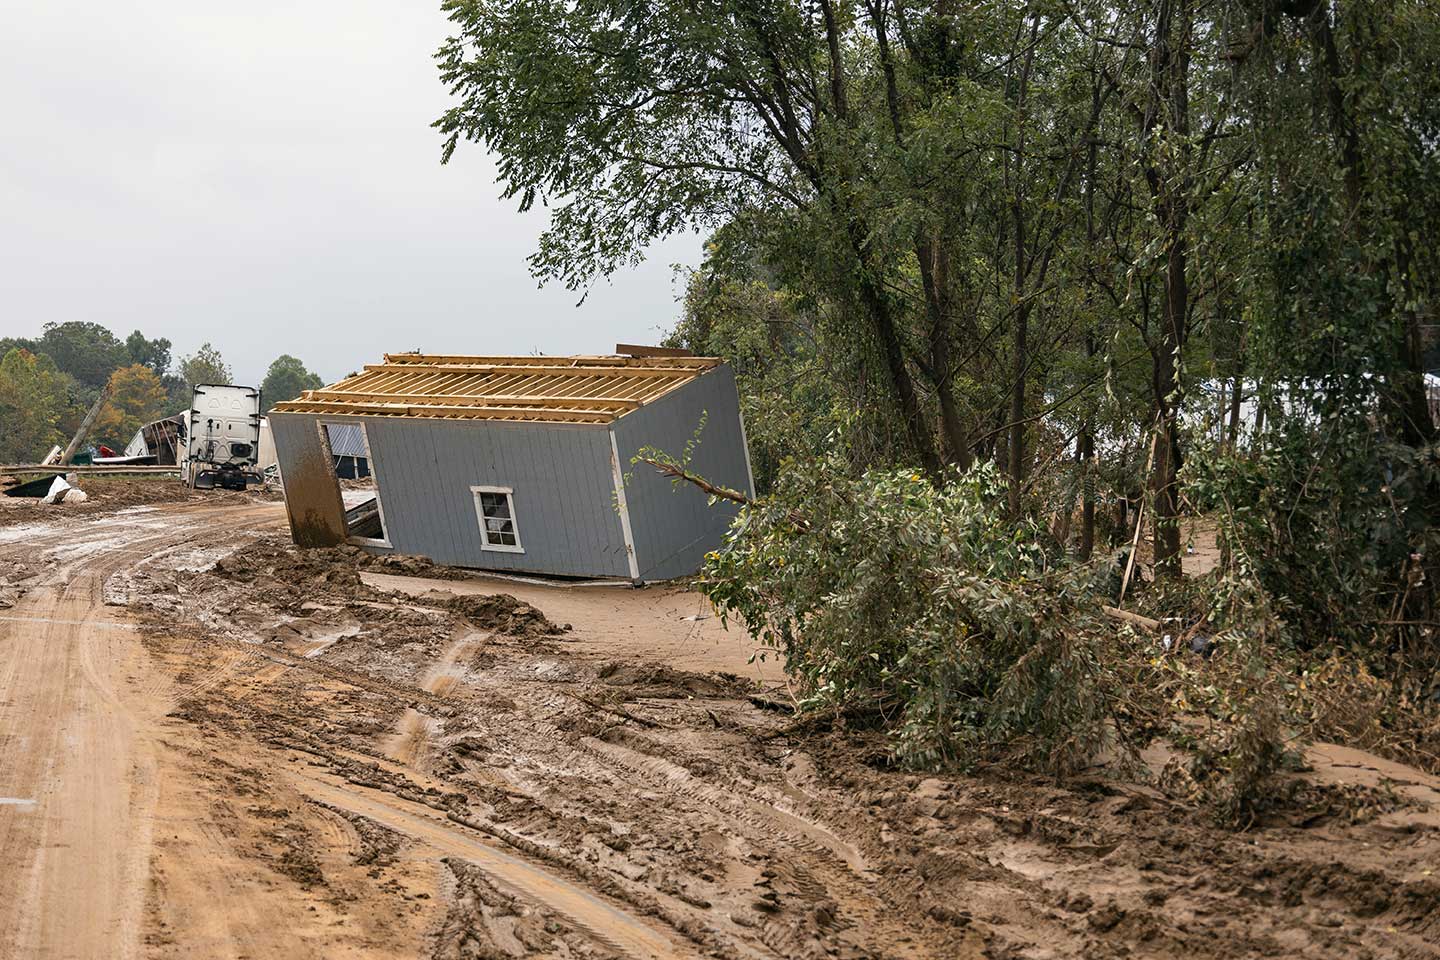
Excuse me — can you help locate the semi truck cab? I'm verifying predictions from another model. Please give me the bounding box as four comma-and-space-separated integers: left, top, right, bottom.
184, 383, 263, 490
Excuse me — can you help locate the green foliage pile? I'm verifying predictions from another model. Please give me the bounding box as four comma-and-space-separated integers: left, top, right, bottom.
700, 458, 1137, 775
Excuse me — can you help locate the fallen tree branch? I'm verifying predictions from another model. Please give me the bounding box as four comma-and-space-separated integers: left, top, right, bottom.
1102, 605, 1162, 631
634, 456, 752, 505
746, 691, 796, 713
760, 702, 893, 740
634, 456, 810, 530
562, 690, 665, 728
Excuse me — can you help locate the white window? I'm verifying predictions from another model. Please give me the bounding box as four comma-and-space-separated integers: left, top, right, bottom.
471, 486, 523, 553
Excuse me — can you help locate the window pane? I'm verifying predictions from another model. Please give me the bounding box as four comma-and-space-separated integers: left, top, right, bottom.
476, 490, 520, 549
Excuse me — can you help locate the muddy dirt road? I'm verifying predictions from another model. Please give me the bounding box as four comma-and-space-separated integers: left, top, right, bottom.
1, 496, 1438, 959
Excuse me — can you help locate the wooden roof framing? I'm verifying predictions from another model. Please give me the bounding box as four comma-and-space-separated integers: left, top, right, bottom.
271, 353, 722, 424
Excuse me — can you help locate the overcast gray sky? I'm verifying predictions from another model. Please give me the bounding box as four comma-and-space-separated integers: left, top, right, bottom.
1, 1, 697, 387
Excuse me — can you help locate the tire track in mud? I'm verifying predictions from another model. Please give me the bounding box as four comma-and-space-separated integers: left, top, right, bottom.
189, 657, 788, 959
243, 675, 768, 958
75, 508, 935, 959
72, 506, 285, 712
5, 505, 723, 959
454, 676, 978, 959
436, 674, 871, 883
289, 768, 704, 960
142, 638, 729, 959
579, 734, 872, 877
0, 504, 279, 958
544, 730, 927, 958
462, 704, 941, 958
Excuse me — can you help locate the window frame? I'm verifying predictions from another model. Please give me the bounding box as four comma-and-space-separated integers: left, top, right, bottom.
318, 419, 391, 549
470, 485, 524, 554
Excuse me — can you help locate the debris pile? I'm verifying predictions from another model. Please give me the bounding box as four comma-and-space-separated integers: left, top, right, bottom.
40, 476, 88, 504
596, 660, 743, 698
2, 473, 87, 502
212, 541, 377, 600
204, 537, 568, 641
428, 590, 569, 639
357, 552, 474, 581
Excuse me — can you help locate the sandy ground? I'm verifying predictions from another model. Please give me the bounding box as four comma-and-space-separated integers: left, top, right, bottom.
0, 493, 1438, 959
362, 571, 785, 686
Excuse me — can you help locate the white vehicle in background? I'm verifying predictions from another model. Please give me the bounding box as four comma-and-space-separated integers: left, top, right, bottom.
184, 383, 264, 490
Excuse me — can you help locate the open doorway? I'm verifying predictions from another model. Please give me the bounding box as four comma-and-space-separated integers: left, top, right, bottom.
318, 421, 389, 547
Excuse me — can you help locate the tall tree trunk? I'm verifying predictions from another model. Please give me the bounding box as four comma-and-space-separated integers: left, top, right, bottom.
1152, 230, 1187, 578
1214, 381, 1225, 453
820, 6, 942, 479
1079, 421, 1096, 560
1143, 0, 1192, 580
1009, 303, 1029, 513
1310, 7, 1434, 447
1227, 372, 1244, 451
1391, 238, 1438, 445
855, 254, 942, 479
1006, 14, 1039, 514
916, 238, 972, 469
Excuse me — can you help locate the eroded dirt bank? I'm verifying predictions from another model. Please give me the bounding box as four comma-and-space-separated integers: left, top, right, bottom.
1, 497, 1437, 959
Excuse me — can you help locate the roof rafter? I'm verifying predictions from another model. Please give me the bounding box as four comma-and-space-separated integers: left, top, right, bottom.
271, 354, 721, 424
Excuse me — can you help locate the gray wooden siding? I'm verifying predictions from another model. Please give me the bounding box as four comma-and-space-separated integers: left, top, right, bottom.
611, 364, 750, 581
269, 413, 347, 546
358, 416, 631, 578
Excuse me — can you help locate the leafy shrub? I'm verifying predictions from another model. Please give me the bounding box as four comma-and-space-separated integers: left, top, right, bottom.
1187, 400, 1440, 694
699, 457, 1130, 775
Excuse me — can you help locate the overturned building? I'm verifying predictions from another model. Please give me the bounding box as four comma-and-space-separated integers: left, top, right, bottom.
268, 353, 753, 581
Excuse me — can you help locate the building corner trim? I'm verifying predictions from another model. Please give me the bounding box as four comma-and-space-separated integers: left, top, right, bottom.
736, 407, 757, 498
608, 429, 642, 580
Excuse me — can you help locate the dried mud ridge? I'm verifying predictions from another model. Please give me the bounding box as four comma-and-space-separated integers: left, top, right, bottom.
208, 540, 568, 640
8, 506, 1438, 960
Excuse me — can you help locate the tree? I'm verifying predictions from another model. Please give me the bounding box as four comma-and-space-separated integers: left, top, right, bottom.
261, 355, 324, 408
178, 343, 233, 389
162, 374, 191, 412
125, 331, 172, 377
0, 348, 73, 462
435, 0, 1026, 476
37, 321, 128, 390
93, 364, 169, 450
433, 0, 1191, 494
0, 336, 39, 357
442, 0, 1438, 611
667, 263, 856, 492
